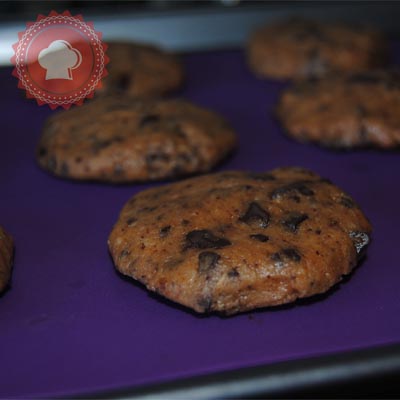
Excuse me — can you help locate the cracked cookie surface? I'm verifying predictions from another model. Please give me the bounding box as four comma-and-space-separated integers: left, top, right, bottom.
247, 18, 387, 80
277, 70, 400, 148
37, 95, 236, 182
108, 167, 372, 315
0, 227, 14, 294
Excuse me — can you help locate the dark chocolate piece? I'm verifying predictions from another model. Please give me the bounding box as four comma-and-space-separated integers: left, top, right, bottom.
38, 147, 47, 157
239, 202, 270, 228
249, 234, 269, 242
281, 213, 309, 232
184, 230, 231, 250
271, 248, 301, 267
160, 225, 171, 238
340, 197, 355, 208
227, 268, 240, 278
115, 73, 132, 91
198, 251, 220, 274
197, 297, 212, 312
139, 114, 161, 127
247, 172, 276, 181
271, 181, 314, 199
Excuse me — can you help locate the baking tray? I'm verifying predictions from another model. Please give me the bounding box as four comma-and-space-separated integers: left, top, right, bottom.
1, 45, 400, 398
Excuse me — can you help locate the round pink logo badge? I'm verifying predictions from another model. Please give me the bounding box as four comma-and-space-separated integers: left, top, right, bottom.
11, 10, 108, 109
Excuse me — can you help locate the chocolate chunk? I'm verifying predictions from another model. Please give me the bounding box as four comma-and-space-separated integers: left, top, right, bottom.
249, 234, 269, 242
357, 104, 367, 118
198, 251, 220, 274
114, 164, 124, 176
271, 248, 301, 267
177, 153, 192, 164
126, 217, 137, 226
138, 206, 157, 213
173, 125, 187, 138
282, 248, 301, 262
247, 172, 276, 181
38, 147, 47, 157
92, 139, 113, 151
271, 181, 314, 199
291, 81, 314, 95
242, 185, 254, 190
184, 230, 231, 250
348, 71, 400, 90
181, 219, 190, 226
119, 249, 130, 259
171, 165, 185, 176
319, 178, 333, 185
164, 258, 183, 269
349, 231, 370, 255
271, 252, 283, 267
239, 202, 270, 228
146, 153, 170, 164
348, 73, 382, 85
289, 195, 301, 203
340, 197, 355, 208
60, 162, 69, 176
115, 73, 131, 91
197, 296, 212, 312
160, 225, 171, 238
305, 48, 327, 77
358, 123, 369, 142
281, 213, 309, 232
227, 268, 240, 278
90, 136, 124, 150
139, 114, 161, 128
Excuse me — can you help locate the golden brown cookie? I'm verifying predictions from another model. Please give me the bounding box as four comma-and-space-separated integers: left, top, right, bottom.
37, 95, 236, 183
108, 167, 372, 315
276, 70, 400, 148
101, 41, 184, 97
0, 227, 14, 294
247, 18, 387, 80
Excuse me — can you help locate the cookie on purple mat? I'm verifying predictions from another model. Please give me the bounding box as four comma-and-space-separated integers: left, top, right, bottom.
276, 69, 400, 148
108, 167, 372, 315
37, 95, 237, 183
247, 18, 387, 80
100, 41, 184, 97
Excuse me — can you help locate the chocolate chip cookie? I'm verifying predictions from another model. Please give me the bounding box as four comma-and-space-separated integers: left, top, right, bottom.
37, 95, 236, 183
277, 70, 400, 148
108, 167, 372, 315
0, 227, 14, 294
101, 41, 184, 97
247, 18, 387, 80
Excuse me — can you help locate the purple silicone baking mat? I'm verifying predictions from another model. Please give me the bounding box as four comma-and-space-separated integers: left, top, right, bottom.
1, 45, 400, 398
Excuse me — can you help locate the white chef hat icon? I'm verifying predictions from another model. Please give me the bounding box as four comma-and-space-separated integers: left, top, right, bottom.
38, 40, 82, 80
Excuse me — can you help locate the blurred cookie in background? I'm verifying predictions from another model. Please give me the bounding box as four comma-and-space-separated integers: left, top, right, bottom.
247, 18, 388, 80
101, 41, 184, 97
276, 69, 400, 149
